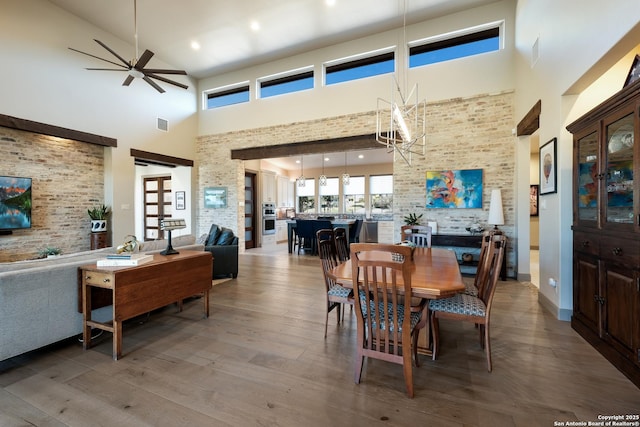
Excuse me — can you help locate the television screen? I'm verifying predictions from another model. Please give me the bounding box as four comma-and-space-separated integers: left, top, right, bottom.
0, 176, 32, 230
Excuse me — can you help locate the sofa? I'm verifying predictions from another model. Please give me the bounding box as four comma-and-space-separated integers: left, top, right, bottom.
203, 224, 239, 279
0, 234, 203, 362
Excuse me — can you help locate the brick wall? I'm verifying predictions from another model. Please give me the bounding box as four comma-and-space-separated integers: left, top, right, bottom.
196, 90, 515, 274
0, 128, 105, 262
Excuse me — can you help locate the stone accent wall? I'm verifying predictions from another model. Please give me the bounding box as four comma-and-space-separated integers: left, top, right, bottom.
196, 91, 516, 275
0, 128, 105, 262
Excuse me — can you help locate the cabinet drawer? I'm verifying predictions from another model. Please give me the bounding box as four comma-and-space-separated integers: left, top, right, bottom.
573, 231, 599, 256
599, 238, 639, 265
83, 271, 115, 288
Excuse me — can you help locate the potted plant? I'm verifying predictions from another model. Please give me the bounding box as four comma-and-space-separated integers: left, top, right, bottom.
39, 247, 62, 258
88, 204, 110, 233
403, 213, 423, 226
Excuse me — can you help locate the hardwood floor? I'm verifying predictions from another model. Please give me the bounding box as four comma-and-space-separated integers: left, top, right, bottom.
2, 243, 639, 426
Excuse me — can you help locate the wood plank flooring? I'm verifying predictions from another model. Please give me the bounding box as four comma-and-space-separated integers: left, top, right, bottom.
1, 243, 639, 426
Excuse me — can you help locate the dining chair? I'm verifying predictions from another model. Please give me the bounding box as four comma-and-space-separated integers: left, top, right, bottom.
349, 219, 363, 244
295, 219, 316, 255
405, 231, 431, 248
400, 225, 432, 244
350, 243, 427, 398
463, 231, 492, 297
334, 227, 350, 262
428, 234, 506, 372
317, 234, 353, 338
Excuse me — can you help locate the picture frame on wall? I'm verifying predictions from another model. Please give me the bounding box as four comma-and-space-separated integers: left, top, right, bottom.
175, 191, 185, 210
425, 168, 483, 208
539, 138, 557, 195
204, 186, 227, 208
530, 185, 539, 216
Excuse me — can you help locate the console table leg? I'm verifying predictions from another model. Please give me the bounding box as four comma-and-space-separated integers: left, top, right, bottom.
113, 320, 122, 360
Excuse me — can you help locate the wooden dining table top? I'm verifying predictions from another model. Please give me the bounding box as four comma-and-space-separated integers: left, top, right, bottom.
330, 247, 465, 299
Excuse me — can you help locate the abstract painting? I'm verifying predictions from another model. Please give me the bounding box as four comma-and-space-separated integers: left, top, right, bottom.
426, 169, 483, 208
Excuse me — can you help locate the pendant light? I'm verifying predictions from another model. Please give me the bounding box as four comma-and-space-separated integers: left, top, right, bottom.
297, 155, 306, 187
319, 153, 327, 186
342, 152, 350, 186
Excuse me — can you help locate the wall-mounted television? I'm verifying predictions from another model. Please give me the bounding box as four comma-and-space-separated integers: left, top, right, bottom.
0, 176, 32, 231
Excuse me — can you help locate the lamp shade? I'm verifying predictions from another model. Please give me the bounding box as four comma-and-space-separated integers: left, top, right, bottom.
487, 189, 504, 226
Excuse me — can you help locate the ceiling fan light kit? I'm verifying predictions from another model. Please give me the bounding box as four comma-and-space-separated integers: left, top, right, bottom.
69, 0, 188, 93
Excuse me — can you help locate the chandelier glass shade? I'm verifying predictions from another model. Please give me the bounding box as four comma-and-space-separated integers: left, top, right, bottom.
319, 154, 327, 186
297, 156, 305, 187
342, 152, 350, 186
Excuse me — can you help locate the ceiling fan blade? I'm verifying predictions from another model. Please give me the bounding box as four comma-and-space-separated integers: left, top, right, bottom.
93, 39, 131, 68
123, 75, 135, 86
145, 73, 189, 90
86, 68, 127, 71
143, 68, 188, 75
143, 76, 165, 93
135, 49, 154, 69
68, 47, 129, 69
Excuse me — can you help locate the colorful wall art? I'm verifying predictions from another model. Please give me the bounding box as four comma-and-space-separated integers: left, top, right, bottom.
426, 169, 483, 208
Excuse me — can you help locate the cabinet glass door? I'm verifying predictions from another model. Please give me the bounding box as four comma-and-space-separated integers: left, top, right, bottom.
577, 131, 599, 222
605, 113, 634, 224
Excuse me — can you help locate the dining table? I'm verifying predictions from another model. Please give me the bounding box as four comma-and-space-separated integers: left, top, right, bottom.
330, 246, 466, 354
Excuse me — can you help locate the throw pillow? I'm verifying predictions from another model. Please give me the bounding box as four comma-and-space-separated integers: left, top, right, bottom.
205, 225, 221, 246
196, 233, 209, 245
216, 228, 235, 245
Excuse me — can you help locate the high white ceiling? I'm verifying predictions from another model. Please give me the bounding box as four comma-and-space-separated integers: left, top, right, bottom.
48, 0, 496, 79
47, 0, 496, 171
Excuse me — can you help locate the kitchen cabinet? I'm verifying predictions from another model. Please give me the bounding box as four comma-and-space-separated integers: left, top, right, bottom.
261, 171, 276, 203
277, 175, 293, 207
567, 79, 640, 388
276, 220, 288, 243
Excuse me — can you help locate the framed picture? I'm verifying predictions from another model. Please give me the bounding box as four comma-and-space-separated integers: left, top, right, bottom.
530, 185, 539, 216
623, 54, 640, 88
204, 186, 227, 208
425, 169, 483, 208
175, 191, 185, 210
539, 138, 557, 195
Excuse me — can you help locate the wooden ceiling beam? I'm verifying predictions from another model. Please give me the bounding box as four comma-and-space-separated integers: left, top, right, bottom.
230, 134, 382, 160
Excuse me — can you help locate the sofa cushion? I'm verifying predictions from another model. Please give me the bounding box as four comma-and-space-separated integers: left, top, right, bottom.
215, 228, 236, 246
206, 224, 221, 246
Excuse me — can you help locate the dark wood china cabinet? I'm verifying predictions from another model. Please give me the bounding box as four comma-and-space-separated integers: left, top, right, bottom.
567, 79, 640, 388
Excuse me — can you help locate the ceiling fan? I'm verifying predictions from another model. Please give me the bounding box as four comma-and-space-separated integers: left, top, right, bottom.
68, 0, 188, 93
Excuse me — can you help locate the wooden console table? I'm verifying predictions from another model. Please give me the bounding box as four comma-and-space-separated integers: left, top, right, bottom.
79, 250, 213, 360
431, 234, 507, 280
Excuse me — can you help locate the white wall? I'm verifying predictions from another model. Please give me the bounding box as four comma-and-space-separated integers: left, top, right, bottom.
514, 0, 640, 319
197, 0, 516, 135
0, 0, 199, 242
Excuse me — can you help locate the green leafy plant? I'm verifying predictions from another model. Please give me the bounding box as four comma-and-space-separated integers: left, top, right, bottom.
39, 247, 62, 258
403, 213, 423, 226
87, 204, 111, 220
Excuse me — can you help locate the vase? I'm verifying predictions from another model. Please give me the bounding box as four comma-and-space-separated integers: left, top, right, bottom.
91, 220, 107, 232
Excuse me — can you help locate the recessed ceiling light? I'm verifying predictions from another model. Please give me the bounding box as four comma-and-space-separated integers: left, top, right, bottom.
324, 157, 329, 161
326, 0, 336, 6
358, 154, 364, 159
250, 20, 261, 31
191, 41, 200, 50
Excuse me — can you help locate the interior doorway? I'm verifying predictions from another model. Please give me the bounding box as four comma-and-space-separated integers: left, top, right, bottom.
143, 176, 172, 241
244, 172, 257, 249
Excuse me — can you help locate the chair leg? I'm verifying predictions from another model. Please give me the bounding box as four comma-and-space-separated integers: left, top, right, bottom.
335, 303, 341, 324
324, 308, 329, 339
354, 354, 364, 384
402, 351, 414, 398
484, 323, 492, 372
431, 313, 439, 361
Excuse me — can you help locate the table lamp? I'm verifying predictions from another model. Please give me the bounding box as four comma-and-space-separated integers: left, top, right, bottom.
487, 189, 504, 234
159, 218, 186, 255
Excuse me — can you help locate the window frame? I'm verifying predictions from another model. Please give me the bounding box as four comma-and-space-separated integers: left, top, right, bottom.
324, 47, 395, 86
408, 21, 503, 68
258, 67, 315, 99
204, 82, 251, 109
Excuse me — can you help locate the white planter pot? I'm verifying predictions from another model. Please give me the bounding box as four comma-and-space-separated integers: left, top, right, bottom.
91, 220, 107, 232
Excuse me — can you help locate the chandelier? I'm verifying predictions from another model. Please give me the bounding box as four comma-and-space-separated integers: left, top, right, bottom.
319, 153, 327, 186
297, 155, 306, 187
342, 152, 350, 185
375, 0, 426, 166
